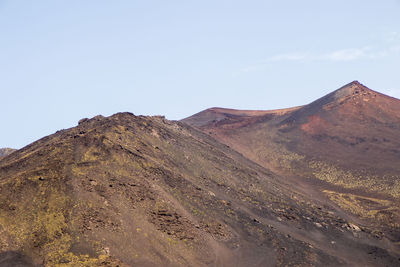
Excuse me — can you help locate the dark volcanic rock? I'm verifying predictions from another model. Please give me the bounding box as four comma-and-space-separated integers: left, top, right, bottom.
0, 251, 37, 267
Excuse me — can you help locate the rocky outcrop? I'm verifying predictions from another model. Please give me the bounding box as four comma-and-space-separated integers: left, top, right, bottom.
0, 148, 16, 158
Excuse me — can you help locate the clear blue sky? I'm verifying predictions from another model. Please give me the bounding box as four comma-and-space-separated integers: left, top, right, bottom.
1, 0, 400, 149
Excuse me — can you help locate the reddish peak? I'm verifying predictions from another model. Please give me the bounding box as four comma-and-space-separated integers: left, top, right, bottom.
348, 80, 362, 86
333, 81, 372, 100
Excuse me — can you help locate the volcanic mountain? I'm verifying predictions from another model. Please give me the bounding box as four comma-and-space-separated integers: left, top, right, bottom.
183, 81, 400, 240
1, 110, 399, 266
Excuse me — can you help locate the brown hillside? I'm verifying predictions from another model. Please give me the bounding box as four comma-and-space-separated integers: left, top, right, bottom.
1, 112, 399, 266
182, 81, 400, 254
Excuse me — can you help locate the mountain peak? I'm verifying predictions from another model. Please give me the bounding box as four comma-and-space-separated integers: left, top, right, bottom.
332, 80, 373, 101
273, 81, 396, 126
304, 81, 379, 111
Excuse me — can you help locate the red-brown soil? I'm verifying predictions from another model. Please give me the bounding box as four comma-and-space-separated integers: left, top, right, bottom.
183, 81, 400, 265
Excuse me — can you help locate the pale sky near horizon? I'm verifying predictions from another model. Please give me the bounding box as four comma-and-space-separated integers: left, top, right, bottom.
1, 0, 400, 148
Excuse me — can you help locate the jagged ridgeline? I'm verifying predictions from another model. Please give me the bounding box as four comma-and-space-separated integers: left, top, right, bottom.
0, 111, 399, 266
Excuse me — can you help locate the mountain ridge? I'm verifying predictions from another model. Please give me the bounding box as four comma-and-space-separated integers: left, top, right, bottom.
182, 81, 400, 249
183, 81, 400, 129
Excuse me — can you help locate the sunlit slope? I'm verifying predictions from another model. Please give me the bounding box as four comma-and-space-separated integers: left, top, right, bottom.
183, 81, 400, 240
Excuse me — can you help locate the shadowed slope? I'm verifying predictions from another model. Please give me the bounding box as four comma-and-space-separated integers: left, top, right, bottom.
1, 112, 399, 266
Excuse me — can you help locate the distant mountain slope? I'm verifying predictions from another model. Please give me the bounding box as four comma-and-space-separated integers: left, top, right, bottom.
183, 81, 400, 237
1, 112, 399, 266
0, 148, 16, 158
